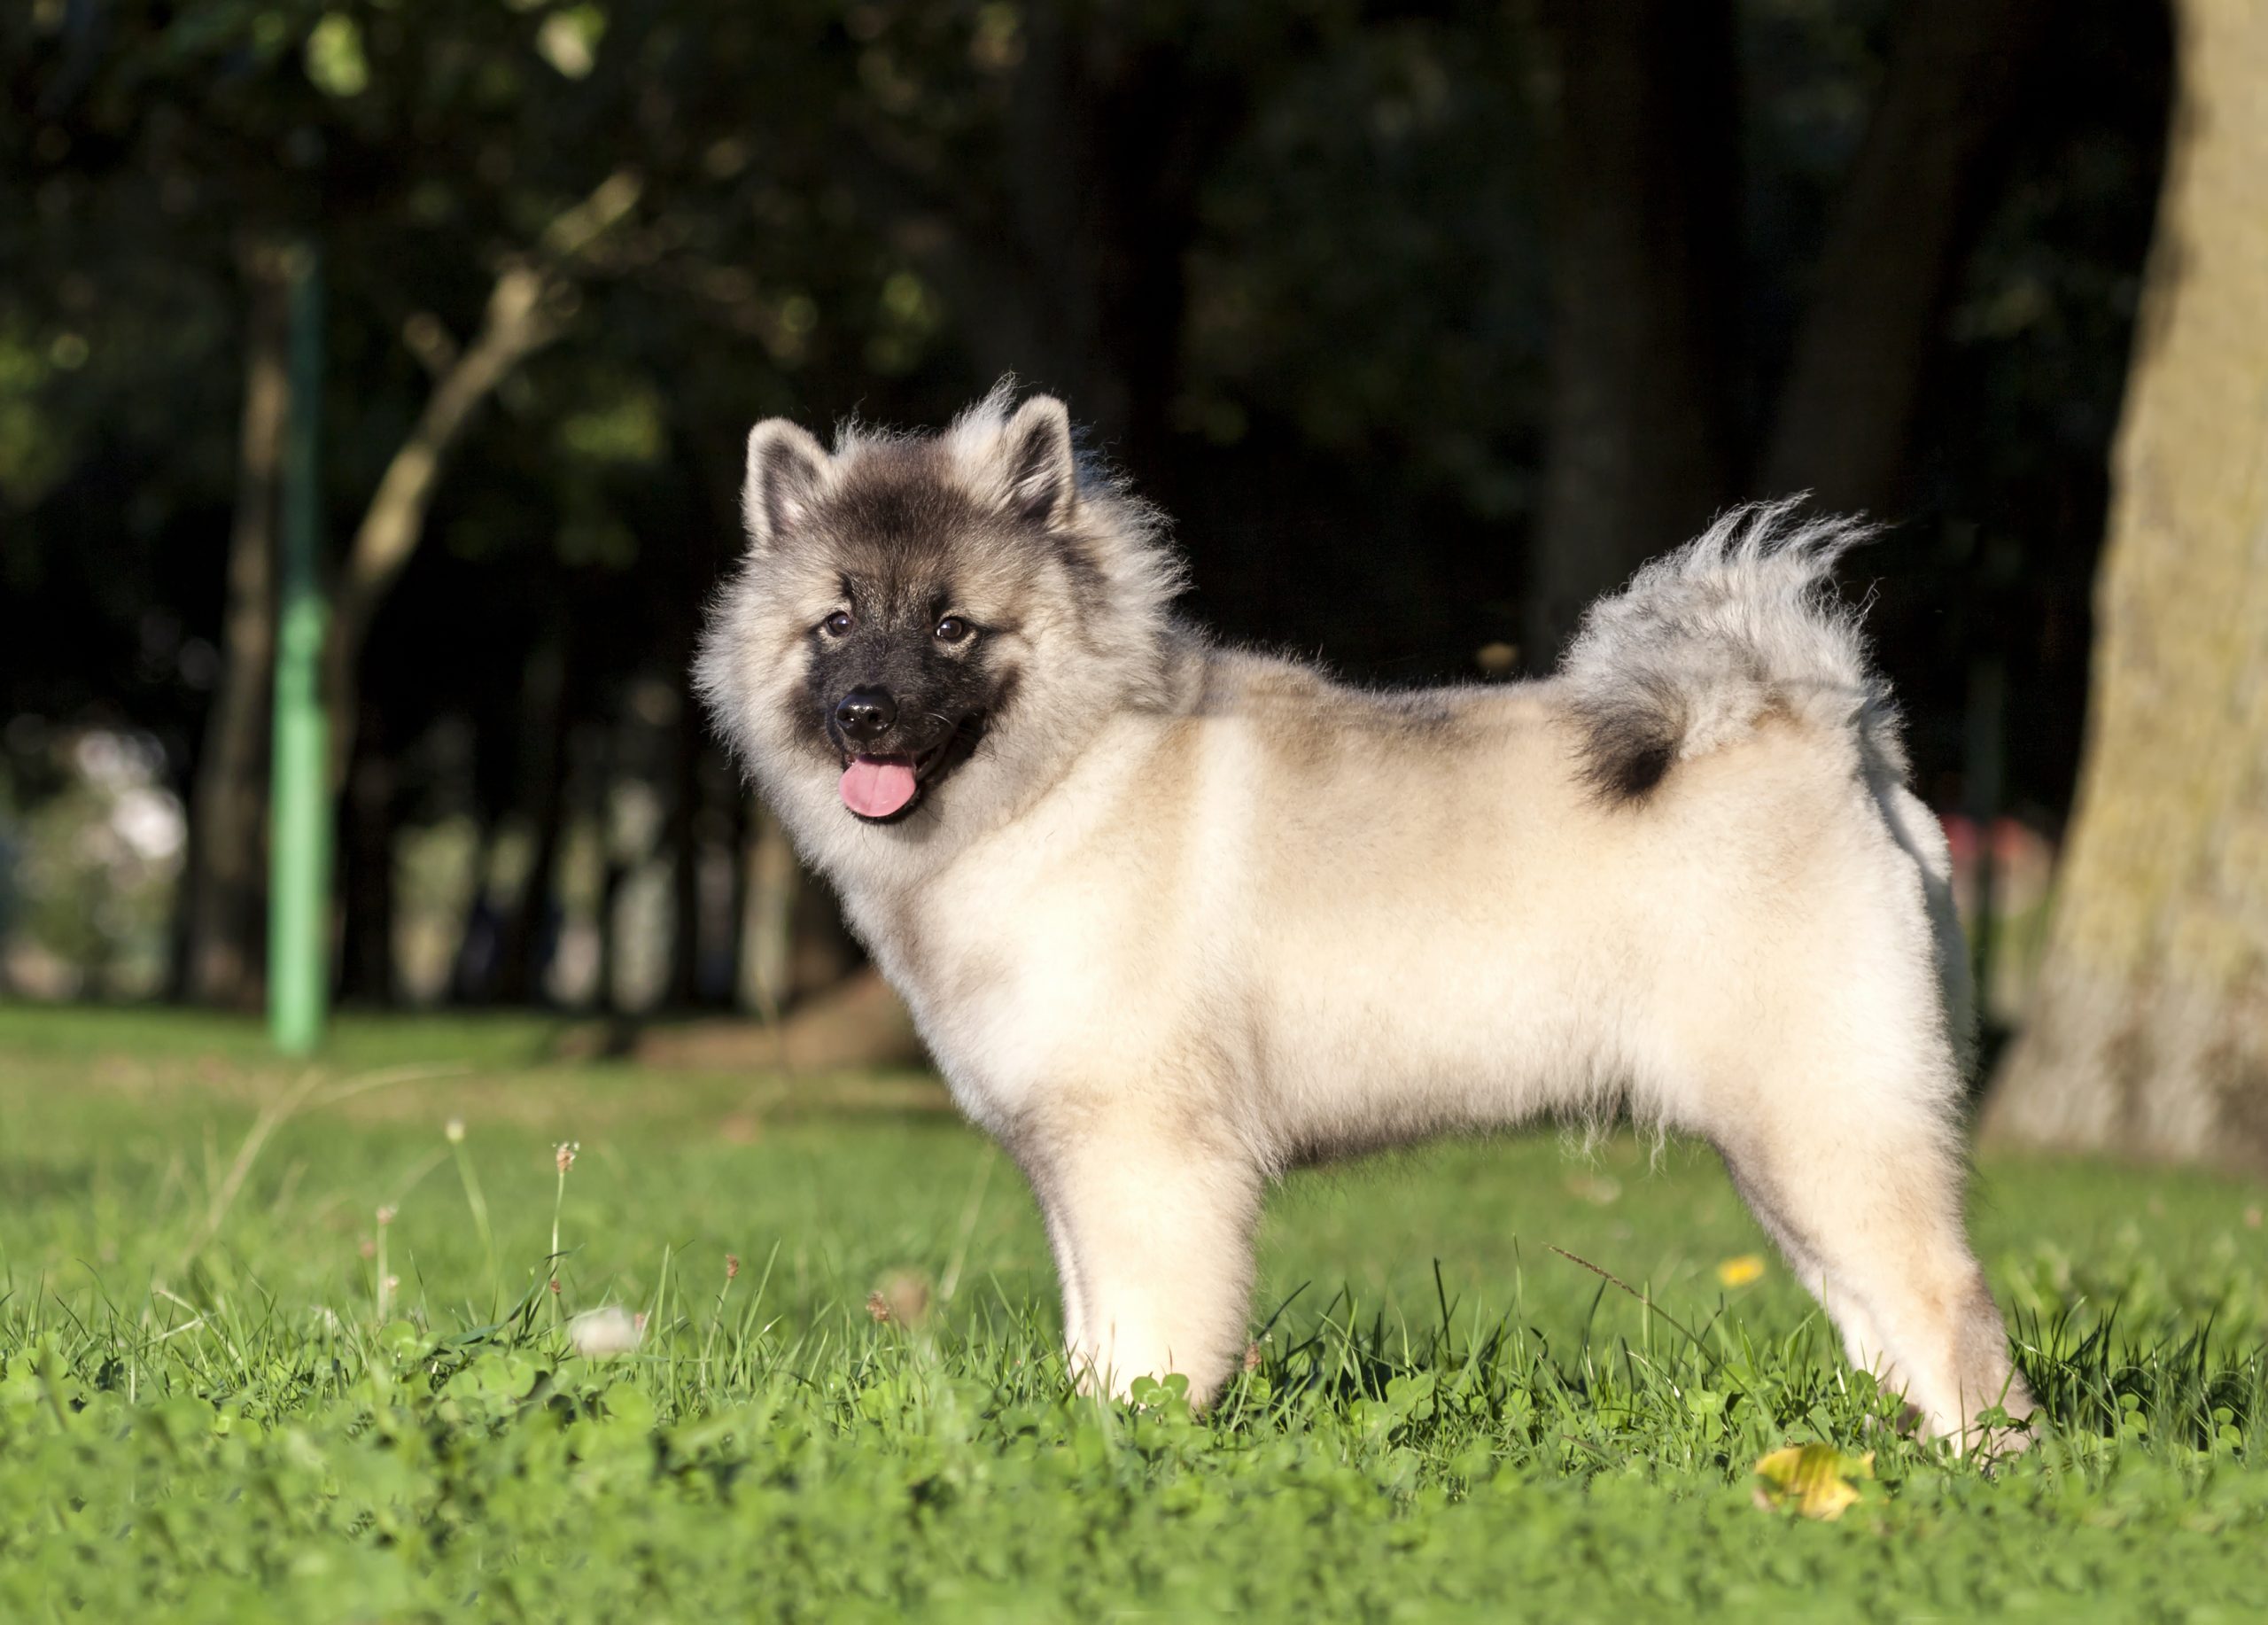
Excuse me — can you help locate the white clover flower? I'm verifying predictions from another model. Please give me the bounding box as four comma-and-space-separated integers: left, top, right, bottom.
566, 1306, 643, 1358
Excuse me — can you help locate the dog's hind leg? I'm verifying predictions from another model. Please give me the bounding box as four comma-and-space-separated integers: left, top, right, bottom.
1024, 1111, 1263, 1409
1701, 990, 2032, 1450
1716, 1150, 1909, 1399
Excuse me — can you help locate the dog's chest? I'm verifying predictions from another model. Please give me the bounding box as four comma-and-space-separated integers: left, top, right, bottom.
871, 843, 1162, 1130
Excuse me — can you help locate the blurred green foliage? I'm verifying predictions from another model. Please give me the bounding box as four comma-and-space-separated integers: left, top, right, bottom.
0, 1, 2171, 1005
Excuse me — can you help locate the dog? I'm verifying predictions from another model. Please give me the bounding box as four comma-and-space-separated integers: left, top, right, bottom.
696, 383, 2034, 1447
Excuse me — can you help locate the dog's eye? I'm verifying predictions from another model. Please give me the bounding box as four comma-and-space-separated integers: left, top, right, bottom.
820, 610, 853, 638
934, 616, 973, 644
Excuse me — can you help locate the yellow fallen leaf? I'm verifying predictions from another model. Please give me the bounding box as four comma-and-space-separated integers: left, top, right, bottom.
1753, 1443, 1875, 1520
1715, 1254, 1767, 1287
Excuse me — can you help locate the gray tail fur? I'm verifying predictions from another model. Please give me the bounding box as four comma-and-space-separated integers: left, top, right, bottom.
1557, 498, 1901, 802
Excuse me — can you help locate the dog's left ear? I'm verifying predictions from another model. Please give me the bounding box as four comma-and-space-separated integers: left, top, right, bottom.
1000, 394, 1076, 528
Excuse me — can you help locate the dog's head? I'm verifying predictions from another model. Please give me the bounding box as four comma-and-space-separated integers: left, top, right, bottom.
697, 385, 1183, 859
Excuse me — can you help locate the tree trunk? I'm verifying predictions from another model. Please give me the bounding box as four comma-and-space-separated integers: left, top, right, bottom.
585, 719, 629, 1016
446, 817, 501, 1002
1759, 0, 2050, 512
666, 696, 704, 1008
493, 632, 574, 1006
1522, 0, 1742, 662
740, 804, 797, 1021
1981, 0, 2268, 1171
337, 704, 399, 1005
718, 789, 751, 1008
183, 239, 290, 1007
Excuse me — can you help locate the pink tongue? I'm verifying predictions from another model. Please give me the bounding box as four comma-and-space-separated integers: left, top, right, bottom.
841, 757, 918, 818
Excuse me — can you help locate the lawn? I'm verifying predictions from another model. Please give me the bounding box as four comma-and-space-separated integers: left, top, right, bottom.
0, 1006, 2263, 1621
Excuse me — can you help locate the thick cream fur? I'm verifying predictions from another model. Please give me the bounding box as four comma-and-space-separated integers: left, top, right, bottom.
697, 398, 2033, 1447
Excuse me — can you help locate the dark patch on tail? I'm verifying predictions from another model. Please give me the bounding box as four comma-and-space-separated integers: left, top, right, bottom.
1573, 676, 1686, 805
1580, 711, 1676, 802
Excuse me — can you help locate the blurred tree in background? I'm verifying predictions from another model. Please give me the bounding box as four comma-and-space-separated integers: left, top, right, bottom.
1984, 0, 2268, 1171
7, 0, 2249, 1166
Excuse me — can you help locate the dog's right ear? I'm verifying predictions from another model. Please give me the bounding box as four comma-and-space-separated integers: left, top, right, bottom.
742, 419, 830, 552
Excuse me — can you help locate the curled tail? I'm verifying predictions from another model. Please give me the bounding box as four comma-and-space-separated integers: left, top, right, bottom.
1557, 499, 1903, 802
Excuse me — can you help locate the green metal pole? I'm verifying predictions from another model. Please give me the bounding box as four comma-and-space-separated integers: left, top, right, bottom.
269, 240, 330, 1055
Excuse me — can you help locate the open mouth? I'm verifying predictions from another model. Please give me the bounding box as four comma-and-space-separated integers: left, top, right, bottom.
837, 720, 980, 822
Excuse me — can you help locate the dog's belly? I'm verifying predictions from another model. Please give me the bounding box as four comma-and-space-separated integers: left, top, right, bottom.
1254, 924, 1629, 1155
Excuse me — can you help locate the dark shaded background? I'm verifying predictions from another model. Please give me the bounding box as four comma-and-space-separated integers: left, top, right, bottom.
0, 0, 2171, 1022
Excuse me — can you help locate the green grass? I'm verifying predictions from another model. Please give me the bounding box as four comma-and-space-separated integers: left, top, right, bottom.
1, 1005, 2264, 1621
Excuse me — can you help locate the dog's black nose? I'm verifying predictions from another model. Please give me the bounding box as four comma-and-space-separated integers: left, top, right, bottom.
835, 687, 897, 743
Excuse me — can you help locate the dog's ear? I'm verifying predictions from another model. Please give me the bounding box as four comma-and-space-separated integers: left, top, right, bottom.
999, 394, 1076, 528
742, 418, 830, 552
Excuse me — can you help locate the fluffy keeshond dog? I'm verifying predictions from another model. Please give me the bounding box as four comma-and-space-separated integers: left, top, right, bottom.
697, 383, 2034, 1447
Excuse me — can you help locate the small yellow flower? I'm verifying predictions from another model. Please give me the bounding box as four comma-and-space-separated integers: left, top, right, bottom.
1715, 1254, 1767, 1287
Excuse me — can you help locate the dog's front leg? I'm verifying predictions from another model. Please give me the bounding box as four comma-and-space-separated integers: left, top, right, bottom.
1025, 1117, 1262, 1409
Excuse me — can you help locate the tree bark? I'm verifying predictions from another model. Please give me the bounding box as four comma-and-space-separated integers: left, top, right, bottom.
1982, 0, 2268, 1171
1522, 0, 1742, 662
184, 239, 290, 1007
1759, 0, 2051, 512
